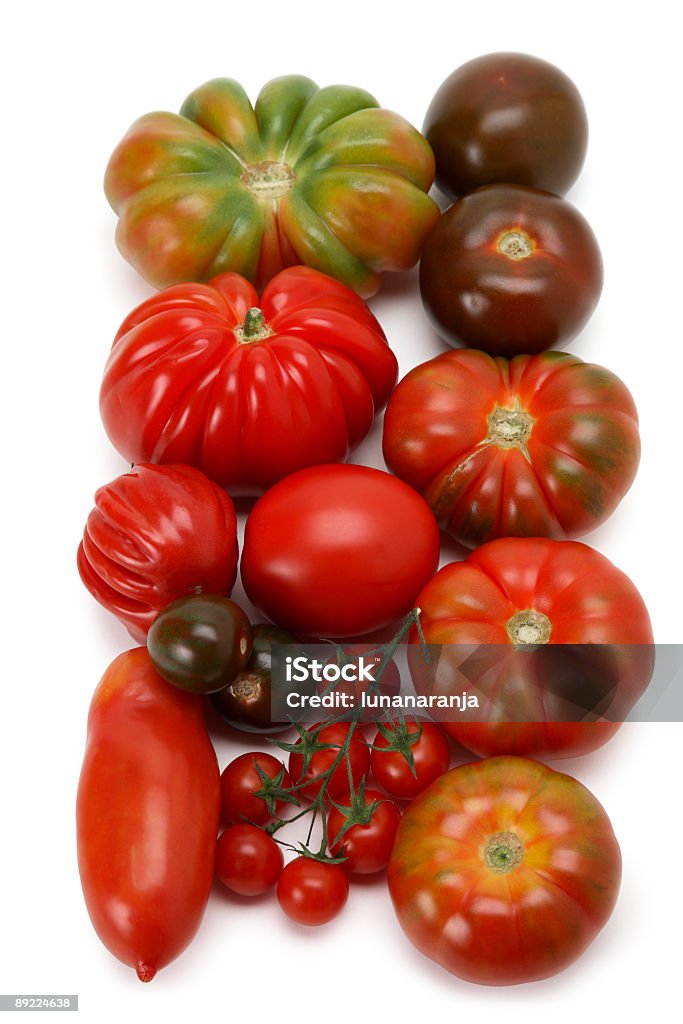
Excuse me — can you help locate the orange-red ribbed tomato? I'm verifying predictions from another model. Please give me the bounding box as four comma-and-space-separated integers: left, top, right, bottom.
388, 756, 621, 985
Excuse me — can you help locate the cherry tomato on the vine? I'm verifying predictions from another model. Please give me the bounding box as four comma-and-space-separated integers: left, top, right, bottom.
220, 752, 292, 827
215, 824, 283, 896
370, 720, 450, 800
288, 722, 370, 802
328, 789, 401, 874
277, 858, 349, 926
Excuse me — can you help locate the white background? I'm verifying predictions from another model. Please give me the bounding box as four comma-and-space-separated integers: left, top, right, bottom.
1, 1, 681, 1021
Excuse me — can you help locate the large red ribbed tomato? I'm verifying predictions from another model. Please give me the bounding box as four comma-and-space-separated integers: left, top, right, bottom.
383, 349, 640, 548
100, 266, 398, 493
77, 464, 238, 642
408, 538, 653, 758
77, 648, 220, 982
388, 756, 621, 986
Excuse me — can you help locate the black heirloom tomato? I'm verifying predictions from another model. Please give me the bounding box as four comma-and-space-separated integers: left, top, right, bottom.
423, 52, 588, 200
419, 185, 603, 357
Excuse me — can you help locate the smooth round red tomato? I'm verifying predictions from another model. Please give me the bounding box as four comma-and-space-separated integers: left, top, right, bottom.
327, 790, 401, 874
408, 538, 654, 759
419, 185, 603, 357
214, 824, 283, 896
241, 464, 440, 637
220, 752, 292, 827
383, 349, 640, 548
76, 649, 220, 982
288, 722, 370, 802
370, 720, 450, 800
77, 464, 238, 642
100, 267, 398, 494
423, 52, 588, 200
388, 756, 621, 985
277, 858, 349, 926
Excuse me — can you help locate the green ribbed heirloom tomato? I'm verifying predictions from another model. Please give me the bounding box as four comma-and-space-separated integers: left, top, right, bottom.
104, 75, 440, 296
387, 756, 621, 986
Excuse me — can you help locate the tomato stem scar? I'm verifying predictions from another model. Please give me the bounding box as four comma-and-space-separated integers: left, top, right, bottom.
483, 831, 524, 874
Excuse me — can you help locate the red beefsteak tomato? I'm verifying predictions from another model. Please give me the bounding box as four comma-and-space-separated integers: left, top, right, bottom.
408, 538, 653, 758
76, 648, 220, 982
383, 349, 640, 548
388, 756, 621, 985
100, 267, 398, 493
77, 464, 238, 641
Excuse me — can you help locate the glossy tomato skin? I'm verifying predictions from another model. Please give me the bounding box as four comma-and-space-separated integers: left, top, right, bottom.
100, 267, 398, 494
219, 752, 292, 827
328, 791, 401, 874
241, 465, 440, 637
419, 185, 603, 357
383, 349, 640, 547
104, 75, 438, 296
370, 720, 451, 800
76, 648, 220, 982
409, 538, 654, 759
214, 825, 283, 896
388, 756, 621, 986
77, 464, 238, 642
277, 858, 349, 926
288, 722, 370, 802
423, 53, 588, 200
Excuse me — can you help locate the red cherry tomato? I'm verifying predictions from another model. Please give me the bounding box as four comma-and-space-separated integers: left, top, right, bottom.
220, 752, 292, 827
277, 858, 349, 926
241, 464, 440, 637
214, 825, 283, 896
288, 722, 370, 802
328, 790, 401, 874
370, 720, 450, 800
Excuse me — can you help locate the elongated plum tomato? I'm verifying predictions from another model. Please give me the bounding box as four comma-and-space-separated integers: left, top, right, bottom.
423, 52, 588, 200
241, 464, 440, 637
99, 267, 398, 494
382, 349, 640, 548
408, 538, 654, 759
388, 756, 621, 986
77, 463, 238, 642
76, 648, 220, 982
419, 185, 603, 357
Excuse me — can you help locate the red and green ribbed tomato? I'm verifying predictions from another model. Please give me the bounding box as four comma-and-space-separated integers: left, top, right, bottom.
104, 75, 439, 296
383, 349, 640, 548
408, 538, 654, 759
100, 267, 398, 493
388, 756, 622, 986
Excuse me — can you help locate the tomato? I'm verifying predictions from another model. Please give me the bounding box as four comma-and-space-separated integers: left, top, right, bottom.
388, 756, 621, 985
76, 648, 220, 982
211, 624, 305, 734
419, 185, 603, 357
214, 825, 283, 896
327, 789, 401, 874
147, 594, 252, 693
220, 752, 292, 827
104, 75, 439, 296
408, 538, 654, 759
288, 722, 370, 802
241, 465, 440, 637
370, 720, 450, 800
423, 53, 588, 200
277, 858, 349, 926
383, 349, 640, 548
77, 464, 238, 642
100, 267, 398, 493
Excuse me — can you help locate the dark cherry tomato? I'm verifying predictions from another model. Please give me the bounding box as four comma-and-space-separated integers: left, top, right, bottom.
288, 722, 370, 802
214, 824, 284, 896
220, 752, 292, 827
423, 52, 588, 200
318, 646, 402, 723
211, 624, 302, 734
277, 858, 349, 926
370, 720, 450, 800
419, 184, 603, 357
328, 789, 401, 874
147, 594, 252, 693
